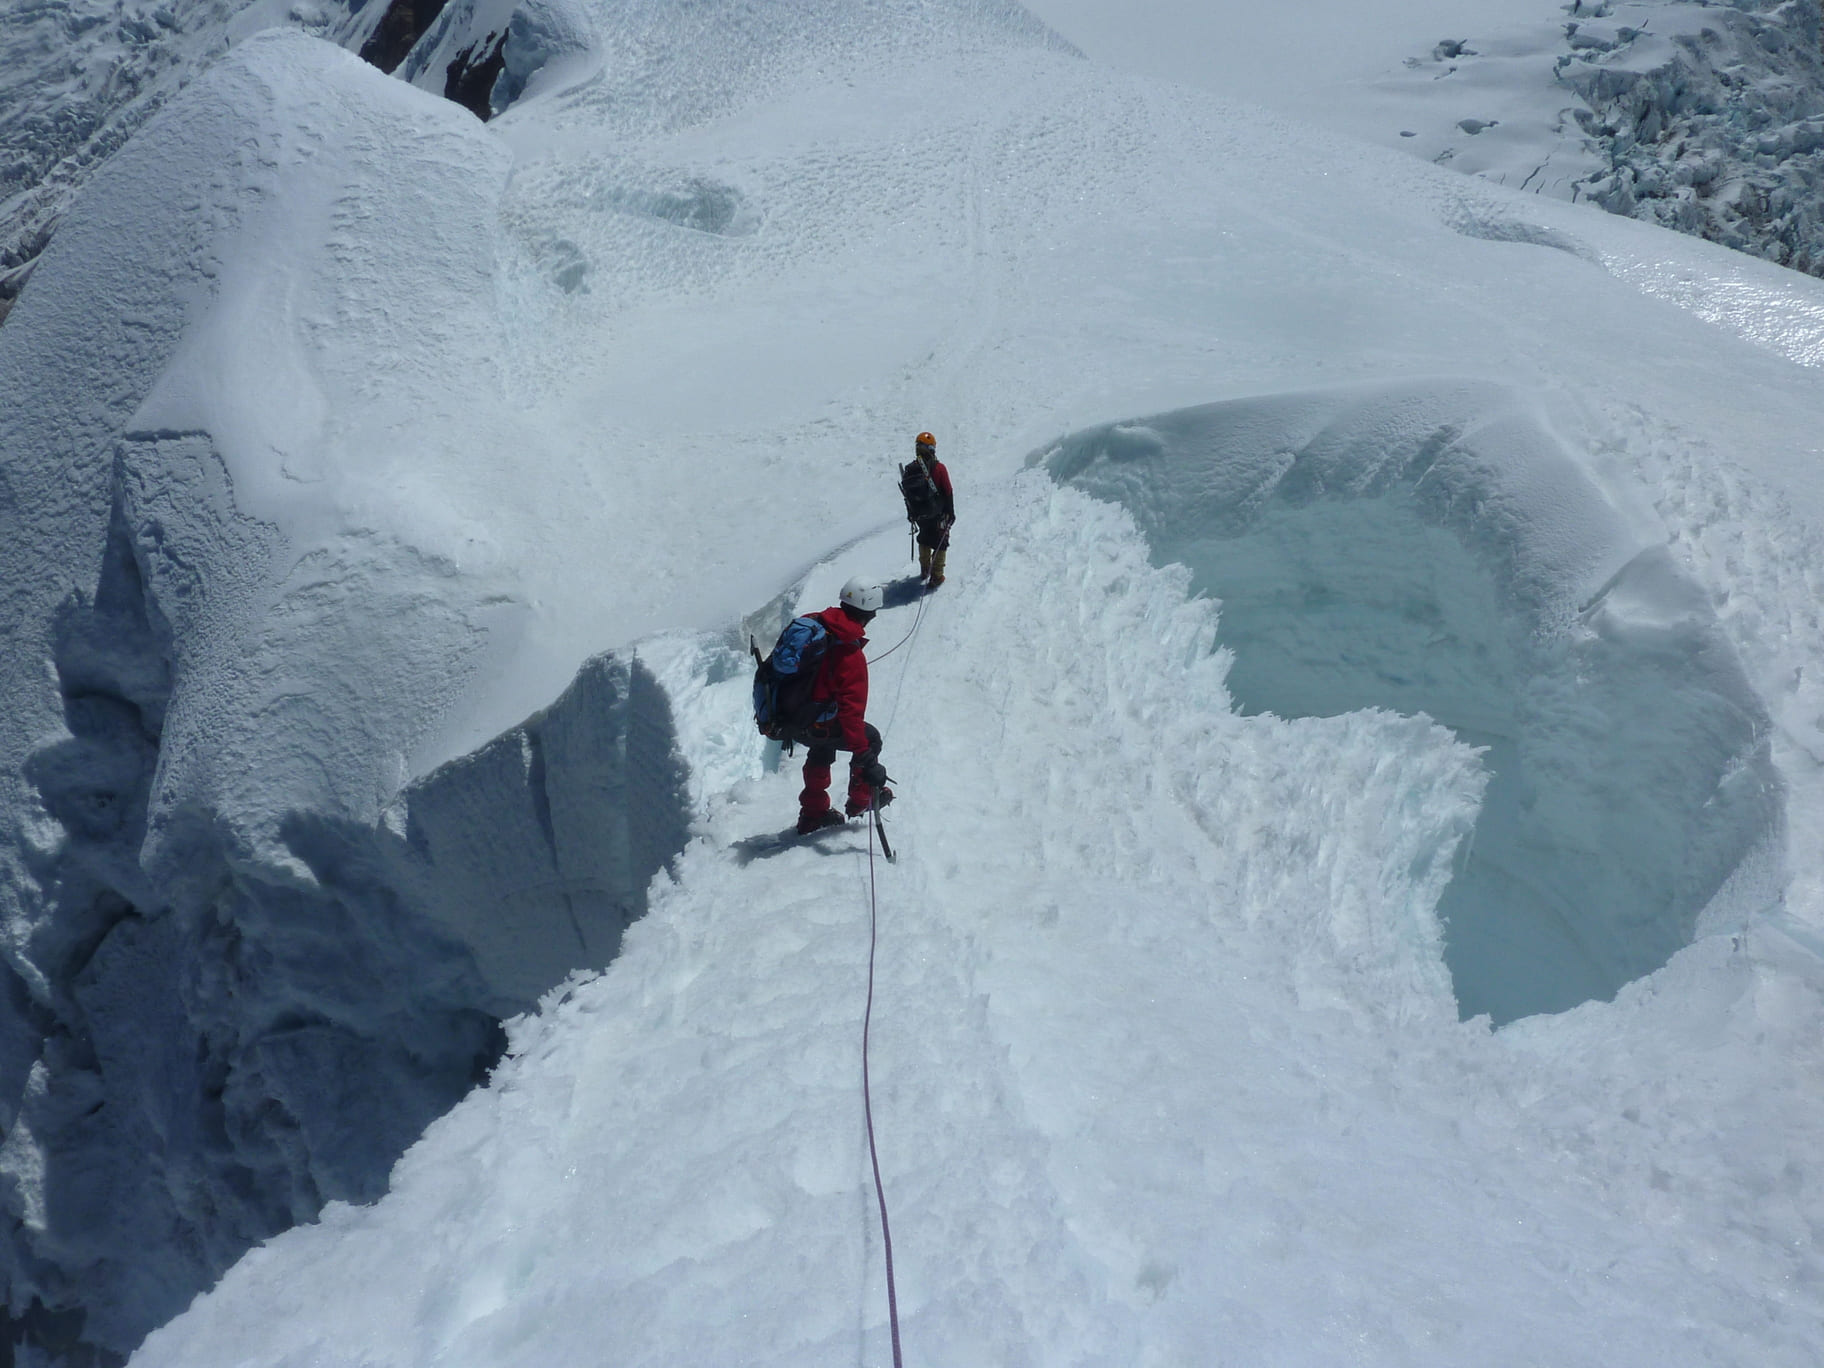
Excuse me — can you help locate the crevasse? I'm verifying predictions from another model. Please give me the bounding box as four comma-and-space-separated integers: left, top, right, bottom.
1046, 381, 1782, 1024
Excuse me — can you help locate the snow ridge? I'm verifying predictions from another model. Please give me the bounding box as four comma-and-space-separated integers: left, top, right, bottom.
131, 476, 1493, 1367
130, 478, 1824, 1366
4, 0, 1824, 1360
0, 0, 384, 324
0, 32, 659, 1360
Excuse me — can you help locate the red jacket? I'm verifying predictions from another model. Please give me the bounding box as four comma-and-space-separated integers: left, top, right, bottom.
809, 605, 870, 751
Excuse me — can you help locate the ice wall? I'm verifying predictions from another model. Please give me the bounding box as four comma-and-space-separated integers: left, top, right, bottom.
9, 464, 689, 1355
0, 30, 693, 1362
5, 425, 692, 1358
1045, 381, 1783, 1023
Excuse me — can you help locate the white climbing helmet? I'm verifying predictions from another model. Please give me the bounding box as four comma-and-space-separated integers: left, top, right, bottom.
839, 576, 885, 615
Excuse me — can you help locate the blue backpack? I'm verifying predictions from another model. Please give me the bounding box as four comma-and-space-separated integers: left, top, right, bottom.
752, 615, 839, 740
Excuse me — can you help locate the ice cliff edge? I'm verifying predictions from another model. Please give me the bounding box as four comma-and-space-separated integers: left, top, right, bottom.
0, 29, 687, 1360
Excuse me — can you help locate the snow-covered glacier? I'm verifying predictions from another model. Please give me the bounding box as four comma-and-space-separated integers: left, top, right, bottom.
2, 0, 1824, 1363
1029, 0, 1824, 278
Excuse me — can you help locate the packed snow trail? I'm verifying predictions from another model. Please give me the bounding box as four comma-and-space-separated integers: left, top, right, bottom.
132, 477, 1824, 1366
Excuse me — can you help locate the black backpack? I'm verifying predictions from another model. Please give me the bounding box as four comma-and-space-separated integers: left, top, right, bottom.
900, 459, 943, 523
752, 616, 839, 740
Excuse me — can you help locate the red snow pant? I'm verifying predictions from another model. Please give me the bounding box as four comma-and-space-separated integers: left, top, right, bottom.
799, 723, 885, 819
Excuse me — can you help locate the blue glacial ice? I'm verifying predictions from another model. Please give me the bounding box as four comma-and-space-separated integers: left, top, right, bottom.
1045, 380, 1782, 1024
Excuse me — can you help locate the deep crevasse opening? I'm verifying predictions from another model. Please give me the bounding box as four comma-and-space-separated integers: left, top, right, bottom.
3, 443, 697, 1359
1044, 381, 1783, 1024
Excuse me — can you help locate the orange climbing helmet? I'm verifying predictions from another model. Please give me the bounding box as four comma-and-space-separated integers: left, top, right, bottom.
915, 431, 936, 455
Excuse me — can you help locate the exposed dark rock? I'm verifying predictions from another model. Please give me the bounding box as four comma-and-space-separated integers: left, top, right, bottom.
446, 32, 508, 122
358, 0, 453, 75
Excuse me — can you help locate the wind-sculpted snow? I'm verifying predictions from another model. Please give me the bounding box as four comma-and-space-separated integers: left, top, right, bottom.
5, 438, 693, 1355
0, 30, 695, 1360
6, 0, 1824, 1359
1045, 382, 1781, 1023
0, 23, 519, 864
0, 24, 510, 954
0, 0, 396, 324
399, 0, 1071, 126
8, 553, 689, 1358
130, 481, 1824, 1367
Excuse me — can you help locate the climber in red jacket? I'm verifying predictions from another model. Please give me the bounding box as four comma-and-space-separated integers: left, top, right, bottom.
795, 576, 894, 834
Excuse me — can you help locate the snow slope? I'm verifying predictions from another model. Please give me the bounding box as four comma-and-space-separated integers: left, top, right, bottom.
135, 482, 1824, 1367
0, 0, 392, 320
1027, 0, 1824, 274
2, 0, 1824, 1359
10, 0, 1824, 329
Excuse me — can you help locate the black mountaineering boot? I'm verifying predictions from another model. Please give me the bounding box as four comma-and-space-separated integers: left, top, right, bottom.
797, 809, 848, 836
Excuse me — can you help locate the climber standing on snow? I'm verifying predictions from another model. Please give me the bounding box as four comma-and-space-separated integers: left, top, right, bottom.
900, 430, 955, 588
793, 577, 894, 835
